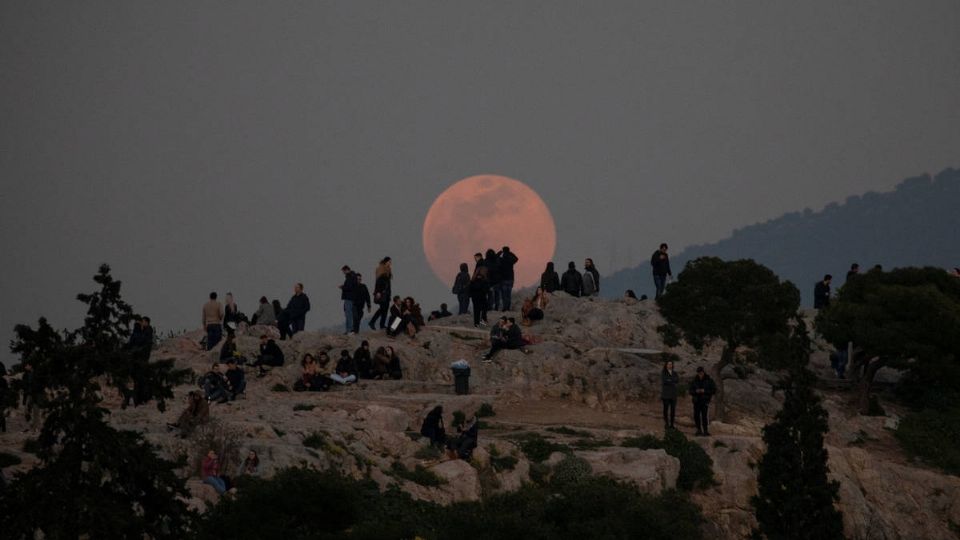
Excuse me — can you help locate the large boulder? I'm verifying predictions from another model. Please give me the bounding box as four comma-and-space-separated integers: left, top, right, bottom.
575, 447, 679, 494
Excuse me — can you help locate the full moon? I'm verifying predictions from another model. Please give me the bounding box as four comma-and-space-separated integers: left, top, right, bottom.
423, 175, 557, 288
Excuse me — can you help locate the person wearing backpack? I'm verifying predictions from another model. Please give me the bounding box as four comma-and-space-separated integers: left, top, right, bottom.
452, 262, 471, 315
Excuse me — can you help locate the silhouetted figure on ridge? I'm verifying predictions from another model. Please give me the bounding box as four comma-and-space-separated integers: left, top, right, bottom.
561, 261, 583, 297
650, 243, 672, 299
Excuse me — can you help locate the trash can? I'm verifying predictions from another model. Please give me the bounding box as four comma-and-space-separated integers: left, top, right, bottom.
453, 366, 471, 395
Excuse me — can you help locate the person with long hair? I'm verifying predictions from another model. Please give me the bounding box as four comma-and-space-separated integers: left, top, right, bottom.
661, 360, 679, 430
521, 287, 549, 325
469, 265, 489, 327
540, 262, 560, 293
369, 257, 393, 330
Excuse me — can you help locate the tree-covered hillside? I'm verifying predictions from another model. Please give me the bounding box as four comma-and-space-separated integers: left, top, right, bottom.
604, 167, 959, 306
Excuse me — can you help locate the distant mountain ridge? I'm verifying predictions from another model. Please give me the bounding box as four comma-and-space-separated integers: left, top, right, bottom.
603, 167, 960, 306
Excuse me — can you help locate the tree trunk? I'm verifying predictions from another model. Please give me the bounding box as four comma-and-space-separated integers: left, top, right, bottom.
710, 345, 735, 422
856, 356, 884, 414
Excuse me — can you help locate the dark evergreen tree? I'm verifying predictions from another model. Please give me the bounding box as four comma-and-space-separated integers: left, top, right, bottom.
752, 369, 843, 540
0, 264, 194, 539
814, 266, 960, 412
657, 257, 809, 419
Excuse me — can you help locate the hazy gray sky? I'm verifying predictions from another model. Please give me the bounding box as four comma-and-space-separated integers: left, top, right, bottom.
2, 1, 958, 360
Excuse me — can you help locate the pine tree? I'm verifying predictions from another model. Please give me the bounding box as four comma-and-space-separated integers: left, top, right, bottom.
752, 369, 843, 539
0, 264, 195, 539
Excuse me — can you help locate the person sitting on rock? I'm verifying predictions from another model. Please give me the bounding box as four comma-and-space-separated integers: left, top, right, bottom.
167, 390, 209, 438
330, 349, 358, 385
401, 296, 425, 339
219, 331, 238, 362
373, 346, 402, 379
293, 354, 330, 392
386, 296, 404, 337
251, 335, 284, 377
428, 303, 453, 321
251, 296, 276, 326
521, 287, 549, 325
199, 363, 230, 403
354, 340, 373, 379
224, 358, 246, 399
201, 449, 232, 496
420, 405, 446, 448
446, 415, 479, 460
482, 317, 528, 362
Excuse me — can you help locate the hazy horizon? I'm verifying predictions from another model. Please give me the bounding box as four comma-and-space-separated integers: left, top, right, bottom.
2, 2, 959, 362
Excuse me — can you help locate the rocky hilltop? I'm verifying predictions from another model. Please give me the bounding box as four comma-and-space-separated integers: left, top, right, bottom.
2, 294, 959, 539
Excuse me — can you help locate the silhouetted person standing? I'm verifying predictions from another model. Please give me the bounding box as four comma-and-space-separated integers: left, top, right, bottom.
561, 261, 583, 297
689, 367, 716, 436
497, 246, 519, 311
369, 257, 392, 330
339, 265, 358, 334
584, 258, 600, 296
484, 249, 501, 311
540, 262, 560, 293
452, 263, 471, 315
352, 273, 371, 333
651, 243, 671, 299
469, 265, 489, 327
846, 263, 859, 281
814, 274, 832, 309
202, 292, 224, 351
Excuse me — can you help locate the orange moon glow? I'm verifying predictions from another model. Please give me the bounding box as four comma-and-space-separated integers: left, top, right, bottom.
423, 175, 557, 288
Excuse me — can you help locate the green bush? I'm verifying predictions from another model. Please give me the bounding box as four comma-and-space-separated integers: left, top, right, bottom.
292, 403, 315, 411
546, 426, 593, 437
271, 383, 289, 392
510, 433, 570, 462
21, 438, 40, 455
0, 451, 22, 468
302, 432, 326, 449
621, 430, 715, 490
896, 407, 960, 476
451, 410, 466, 429
550, 455, 592, 486
477, 403, 496, 417
199, 466, 704, 539
390, 462, 447, 487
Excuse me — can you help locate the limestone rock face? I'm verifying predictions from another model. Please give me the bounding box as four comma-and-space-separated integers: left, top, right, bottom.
576, 447, 680, 493
5, 295, 960, 539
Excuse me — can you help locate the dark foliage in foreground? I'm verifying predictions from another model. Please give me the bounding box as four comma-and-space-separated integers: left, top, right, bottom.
198, 467, 704, 540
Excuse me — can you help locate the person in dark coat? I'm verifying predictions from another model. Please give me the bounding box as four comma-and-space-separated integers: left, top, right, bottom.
482, 317, 527, 361
339, 266, 359, 334
651, 243, 672, 299
452, 263, 471, 315
560, 261, 583, 297
814, 274, 832, 309
224, 358, 246, 399
469, 266, 489, 328
331, 349, 358, 385
369, 257, 393, 330
689, 367, 717, 436
252, 335, 285, 377
352, 273, 372, 334
540, 262, 561, 293
354, 341, 373, 379
420, 405, 446, 447
446, 415, 479, 460
660, 360, 680, 430
497, 246, 519, 311
279, 283, 310, 339
484, 249, 502, 311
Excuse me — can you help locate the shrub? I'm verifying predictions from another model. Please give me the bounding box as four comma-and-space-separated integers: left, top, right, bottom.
864, 394, 886, 417
0, 451, 22, 468
621, 430, 714, 490
21, 438, 40, 455
292, 403, 315, 411
302, 432, 326, 449
571, 438, 612, 450
551, 455, 592, 486
510, 433, 570, 462
271, 383, 289, 392
451, 410, 466, 429
390, 462, 447, 487
477, 403, 496, 417
546, 426, 593, 437
896, 407, 960, 476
